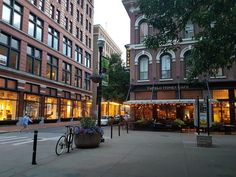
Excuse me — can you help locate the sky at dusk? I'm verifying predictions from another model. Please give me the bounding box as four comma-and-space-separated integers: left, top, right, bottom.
94, 0, 130, 61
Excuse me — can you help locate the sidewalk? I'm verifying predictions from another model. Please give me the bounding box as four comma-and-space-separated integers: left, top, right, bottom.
1, 131, 235, 177
0, 123, 236, 177
0, 121, 80, 133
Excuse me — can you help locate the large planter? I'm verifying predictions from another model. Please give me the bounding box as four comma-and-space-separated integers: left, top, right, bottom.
74, 133, 101, 148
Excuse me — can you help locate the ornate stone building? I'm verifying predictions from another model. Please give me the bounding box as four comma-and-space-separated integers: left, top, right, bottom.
123, 0, 236, 125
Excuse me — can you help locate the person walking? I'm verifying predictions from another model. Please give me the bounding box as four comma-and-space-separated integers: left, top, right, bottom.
20, 113, 33, 132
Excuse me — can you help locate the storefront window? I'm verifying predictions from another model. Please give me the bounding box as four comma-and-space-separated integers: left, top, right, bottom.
24, 94, 40, 120
86, 101, 92, 117
73, 101, 82, 118
213, 90, 229, 99
60, 99, 72, 118
212, 102, 230, 123
0, 90, 18, 120
45, 97, 57, 119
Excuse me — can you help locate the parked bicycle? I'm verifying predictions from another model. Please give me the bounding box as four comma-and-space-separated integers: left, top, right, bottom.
55, 125, 74, 156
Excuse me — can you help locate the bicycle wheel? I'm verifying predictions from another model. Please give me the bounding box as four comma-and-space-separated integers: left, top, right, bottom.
55, 135, 67, 155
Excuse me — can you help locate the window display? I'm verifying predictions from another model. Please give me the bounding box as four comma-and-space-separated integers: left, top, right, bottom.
45, 97, 57, 119
0, 90, 18, 120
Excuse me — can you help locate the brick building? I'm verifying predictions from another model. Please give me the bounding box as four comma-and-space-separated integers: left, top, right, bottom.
122, 0, 236, 125
0, 0, 94, 124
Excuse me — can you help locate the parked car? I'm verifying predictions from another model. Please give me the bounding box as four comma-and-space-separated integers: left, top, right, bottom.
101, 116, 109, 126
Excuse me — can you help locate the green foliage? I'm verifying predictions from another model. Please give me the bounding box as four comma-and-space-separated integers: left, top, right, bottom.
174, 119, 186, 127
137, 0, 236, 80
102, 54, 130, 103
80, 117, 96, 129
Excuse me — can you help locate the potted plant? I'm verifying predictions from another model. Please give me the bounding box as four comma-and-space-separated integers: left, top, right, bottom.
74, 117, 104, 148
90, 73, 102, 83
173, 119, 186, 132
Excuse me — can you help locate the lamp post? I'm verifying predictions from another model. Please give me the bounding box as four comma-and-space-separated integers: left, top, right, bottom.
96, 36, 105, 127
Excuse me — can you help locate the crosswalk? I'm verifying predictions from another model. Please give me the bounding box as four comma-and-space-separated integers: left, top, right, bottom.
0, 135, 59, 146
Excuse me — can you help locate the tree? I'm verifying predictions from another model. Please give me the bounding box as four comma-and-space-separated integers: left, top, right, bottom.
138, 0, 236, 79
102, 54, 130, 103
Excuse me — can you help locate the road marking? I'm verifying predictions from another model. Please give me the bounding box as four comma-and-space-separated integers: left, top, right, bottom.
0, 138, 31, 144
0, 135, 60, 146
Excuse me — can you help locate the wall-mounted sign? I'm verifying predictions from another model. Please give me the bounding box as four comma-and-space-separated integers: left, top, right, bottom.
0, 54, 7, 66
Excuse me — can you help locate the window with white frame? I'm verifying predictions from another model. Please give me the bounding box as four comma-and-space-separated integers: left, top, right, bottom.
139, 56, 149, 80
184, 21, 194, 39
160, 54, 171, 79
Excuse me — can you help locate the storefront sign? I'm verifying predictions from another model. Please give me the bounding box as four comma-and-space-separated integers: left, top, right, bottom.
146, 85, 189, 91
194, 100, 212, 128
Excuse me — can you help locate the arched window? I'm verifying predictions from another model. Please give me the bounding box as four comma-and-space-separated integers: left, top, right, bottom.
139, 21, 148, 43
139, 56, 149, 80
184, 51, 191, 78
160, 54, 171, 79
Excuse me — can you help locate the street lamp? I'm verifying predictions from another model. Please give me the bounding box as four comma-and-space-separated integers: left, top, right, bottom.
96, 36, 105, 127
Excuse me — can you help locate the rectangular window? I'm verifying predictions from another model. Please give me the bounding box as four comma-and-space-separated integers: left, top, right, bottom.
85, 72, 91, 90
80, 30, 83, 42
184, 22, 194, 39
38, 0, 45, 11
76, 27, 79, 38
86, 19, 88, 30
49, 4, 55, 19
211, 68, 224, 77
213, 90, 229, 99
81, 0, 84, 8
85, 35, 88, 46
63, 36, 72, 58
80, 14, 83, 25
26, 45, 42, 76
89, 38, 91, 48
77, 10, 80, 22
66, 0, 69, 11
64, 17, 68, 30
62, 62, 71, 85
28, 13, 43, 42
2, 0, 23, 29
69, 21, 73, 33
74, 68, 82, 88
84, 51, 91, 68
46, 55, 58, 81
70, 3, 73, 16
0, 32, 20, 69
48, 26, 59, 51
89, 7, 92, 18
29, 0, 37, 5
86, 4, 89, 15
75, 45, 83, 63
55, 10, 60, 23
89, 23, 91, 33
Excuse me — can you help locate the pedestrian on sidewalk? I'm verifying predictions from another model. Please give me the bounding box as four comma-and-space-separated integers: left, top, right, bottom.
20, 113, 33, 132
